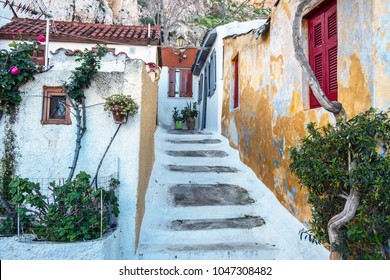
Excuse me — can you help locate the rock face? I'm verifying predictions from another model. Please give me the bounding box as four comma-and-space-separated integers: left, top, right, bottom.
5, 0, 139, 25
232, 0, 274, 8
3, 0, 269, 45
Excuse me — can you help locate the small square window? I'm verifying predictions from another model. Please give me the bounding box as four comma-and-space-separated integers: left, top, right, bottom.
42, 87, 71, 125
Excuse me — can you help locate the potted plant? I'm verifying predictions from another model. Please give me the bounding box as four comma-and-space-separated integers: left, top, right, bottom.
181, 102, 198, 130
104, 94, 139, 124
172, 107, 183, 130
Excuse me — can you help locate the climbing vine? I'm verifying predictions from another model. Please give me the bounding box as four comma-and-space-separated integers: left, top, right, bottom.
0, 40, 43, 112
0, 39, 44, 220
64, 44, 108, 181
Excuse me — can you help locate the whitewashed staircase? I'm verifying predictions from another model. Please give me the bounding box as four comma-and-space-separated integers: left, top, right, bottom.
136, 128, 329, 260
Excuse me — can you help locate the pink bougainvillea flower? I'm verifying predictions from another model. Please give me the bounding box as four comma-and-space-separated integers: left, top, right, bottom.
10, 66, 21, 75
37, 35, 46, 43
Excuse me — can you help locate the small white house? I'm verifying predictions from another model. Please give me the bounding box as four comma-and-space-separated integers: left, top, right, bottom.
0, 17, 160, 64
0, 49, 158, 260
157, 47, 198, 129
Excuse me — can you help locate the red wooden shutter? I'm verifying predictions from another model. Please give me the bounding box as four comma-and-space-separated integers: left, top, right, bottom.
308, 0, 337, 109
325, 3, 338, 102
186, 70, 193, 97
168, 68, 176, 97
233, 58, 239, 108
179, 69, 193, 97
309, 12, 324, 108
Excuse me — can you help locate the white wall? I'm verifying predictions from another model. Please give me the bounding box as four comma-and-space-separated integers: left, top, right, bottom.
0, 50, 149, 259
0, 40, 158, 64
0, 230, 121, 260
196, 20, 266, 133
157, 67, 199, 129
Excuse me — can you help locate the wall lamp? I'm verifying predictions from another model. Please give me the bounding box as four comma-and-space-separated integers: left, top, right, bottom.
173, 35, 187, 62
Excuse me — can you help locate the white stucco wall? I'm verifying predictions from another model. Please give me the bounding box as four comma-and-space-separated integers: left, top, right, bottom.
0, 40, 158, 64
196, 20, 266, 133
0, 50, 150, 259
0, 230, 121, 260
157, 67, 200, 129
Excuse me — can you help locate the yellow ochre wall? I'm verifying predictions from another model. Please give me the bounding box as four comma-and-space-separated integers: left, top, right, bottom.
135, 65, 158, 250
222, 0, 390, 223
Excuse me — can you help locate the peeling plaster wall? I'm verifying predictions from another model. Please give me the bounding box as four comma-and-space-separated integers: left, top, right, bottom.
194, 20, 265, 133
372, 1, 390, 110
0, 51, 157, 259
221, 0, 390, 223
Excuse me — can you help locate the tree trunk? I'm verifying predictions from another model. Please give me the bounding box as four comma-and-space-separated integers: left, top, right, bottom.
0, 192, 16, 219
327, 188, 360, 259
292, 0, 359, 260
67, 98, 86, 181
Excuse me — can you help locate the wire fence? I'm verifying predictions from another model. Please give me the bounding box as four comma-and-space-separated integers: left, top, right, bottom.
0, 173, 119, 242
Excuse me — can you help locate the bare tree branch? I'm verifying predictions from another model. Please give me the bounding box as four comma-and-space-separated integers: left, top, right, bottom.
91, 124, 122, 189
292, 0, 361, 260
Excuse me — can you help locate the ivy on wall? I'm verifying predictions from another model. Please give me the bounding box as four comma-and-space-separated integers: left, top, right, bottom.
0, 40, 43, 219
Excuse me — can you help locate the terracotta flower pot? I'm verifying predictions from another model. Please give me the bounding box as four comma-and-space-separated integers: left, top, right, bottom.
186, 117, 196, 130
111, 105, 128, 124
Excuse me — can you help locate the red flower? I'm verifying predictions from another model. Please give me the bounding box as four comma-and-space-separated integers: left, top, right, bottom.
37, 35, 46, 43
10, 66, 21, 75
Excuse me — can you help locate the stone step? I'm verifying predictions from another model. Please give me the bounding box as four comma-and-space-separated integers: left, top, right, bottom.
170, 184, 255, 206
168, 130, 212, 135
166, 139, 222, 144
170, 216, 265, 231
165, 150, 229, 158
166, 165, 240, 173
137, 242, 278, 260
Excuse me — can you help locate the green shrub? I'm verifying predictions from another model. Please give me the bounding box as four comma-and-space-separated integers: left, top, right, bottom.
290, 108, 390, 259
10, 172, 119, 242
0, 217, 15, 235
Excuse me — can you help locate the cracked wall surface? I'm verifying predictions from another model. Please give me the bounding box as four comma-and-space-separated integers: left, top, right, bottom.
222, 0, 390, 223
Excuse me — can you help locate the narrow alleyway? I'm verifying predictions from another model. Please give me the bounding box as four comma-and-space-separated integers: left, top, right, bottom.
137, 128, 329, 260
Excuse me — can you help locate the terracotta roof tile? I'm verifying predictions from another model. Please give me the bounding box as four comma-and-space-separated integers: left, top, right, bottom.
0, 17, 160, 46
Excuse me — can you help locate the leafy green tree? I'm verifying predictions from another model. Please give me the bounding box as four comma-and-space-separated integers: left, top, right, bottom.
290, 108, 390, 259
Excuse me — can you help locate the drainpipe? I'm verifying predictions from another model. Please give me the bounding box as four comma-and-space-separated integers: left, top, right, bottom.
44, 14, 52, 70
147, 23, 151, 62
